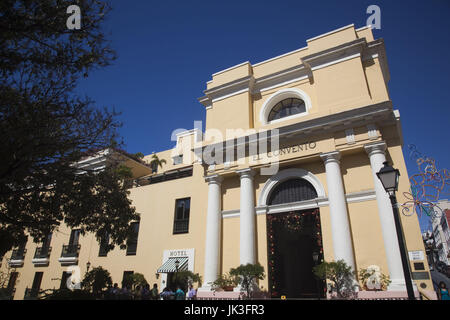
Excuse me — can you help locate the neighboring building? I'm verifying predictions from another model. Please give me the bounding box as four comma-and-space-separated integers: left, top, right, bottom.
431, 200, 450, 265
0, 24, 436, 299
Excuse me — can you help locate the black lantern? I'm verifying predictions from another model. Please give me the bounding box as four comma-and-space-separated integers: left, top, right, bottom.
376, 161, 400, 194
175, 259, 180, 272
86, 261, 91, 272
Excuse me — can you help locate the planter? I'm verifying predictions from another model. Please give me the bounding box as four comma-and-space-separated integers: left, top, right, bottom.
223, 286, 234, 292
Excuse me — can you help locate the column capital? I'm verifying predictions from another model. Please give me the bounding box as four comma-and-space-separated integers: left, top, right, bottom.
320, 151, 341, 164
364, 141, 387, 157
236, 168, 255, 179
205, 174, 223, 185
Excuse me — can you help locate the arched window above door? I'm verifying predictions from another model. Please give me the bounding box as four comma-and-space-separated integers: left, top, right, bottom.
268, 178, 318, 205
267, 98, 306, 122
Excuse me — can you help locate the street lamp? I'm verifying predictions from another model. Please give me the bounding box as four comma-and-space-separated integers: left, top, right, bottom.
175, 259, 180, 273
86, 261, 91, 273
376, 161, 415, 300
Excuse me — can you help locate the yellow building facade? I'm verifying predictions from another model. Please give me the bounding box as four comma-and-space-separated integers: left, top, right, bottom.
0, 24, 436, 300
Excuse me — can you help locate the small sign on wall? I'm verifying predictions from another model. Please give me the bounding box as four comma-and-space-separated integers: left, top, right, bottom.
408, 251, 424, 261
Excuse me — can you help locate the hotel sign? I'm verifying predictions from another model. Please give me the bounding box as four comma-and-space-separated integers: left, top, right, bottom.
252, 141, 317, 161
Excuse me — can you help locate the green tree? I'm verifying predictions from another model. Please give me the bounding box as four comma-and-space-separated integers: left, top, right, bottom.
230, 263, 265, 299
171, 270, 202, 291
150, 154, 167, 173
313, 260, 358, 299
124, 272, 148, 291
0, 1, 139, 257
81, 266, 112, 297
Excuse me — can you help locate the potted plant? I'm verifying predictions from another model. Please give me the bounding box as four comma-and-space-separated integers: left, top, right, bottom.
211, 273, 239, 292
313, 259, 358, 299
171, 270, 202, 290
359, 265, 391, 291
230, 263, 266, 299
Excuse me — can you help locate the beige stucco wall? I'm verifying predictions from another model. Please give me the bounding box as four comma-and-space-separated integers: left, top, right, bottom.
1, 24, 433, 299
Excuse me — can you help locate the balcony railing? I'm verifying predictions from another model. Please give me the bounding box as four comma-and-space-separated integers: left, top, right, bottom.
58, 244, 80, 265
11, 249, 26, 261
32, 246, 52, 266
34, 246, 52, 259
9, 249, 26, 267
61, 244, 80, 258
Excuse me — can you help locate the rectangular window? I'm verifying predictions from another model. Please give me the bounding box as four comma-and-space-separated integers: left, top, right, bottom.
35, 233, 52, 259
7, 272, 18, 290
173, 198, 190, 234
126, 222, 139, 256
5, 271, 18, 299
42, 233, 52, 249
122, 271, 134, 288
60, 271, 71, 289
98, 232, 110, 257
62, 229, 81, 258
28, 272, 43, 298
173, 155, 183, 165
68, 229, 81, 246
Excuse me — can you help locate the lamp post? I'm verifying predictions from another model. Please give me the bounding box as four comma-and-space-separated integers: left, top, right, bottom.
174, 259, 180, 292
376, 161, 415, 300
86, 261, 91, 273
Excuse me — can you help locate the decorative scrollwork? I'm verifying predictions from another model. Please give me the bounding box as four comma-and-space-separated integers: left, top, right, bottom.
400, 145, 449, 219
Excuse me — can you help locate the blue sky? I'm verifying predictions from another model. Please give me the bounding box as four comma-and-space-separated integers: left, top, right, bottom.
77, 0, 450, 231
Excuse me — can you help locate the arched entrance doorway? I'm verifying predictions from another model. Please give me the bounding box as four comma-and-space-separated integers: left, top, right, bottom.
266, 177, 325, 299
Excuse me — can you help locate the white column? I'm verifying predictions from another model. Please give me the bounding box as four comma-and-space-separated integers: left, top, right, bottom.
364, 141, 407, 290
237, 168, 256, 265
320, 151, 356, 271
200, 174, 223, 291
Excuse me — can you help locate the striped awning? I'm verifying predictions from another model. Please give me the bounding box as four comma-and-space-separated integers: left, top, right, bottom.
157, 257, 188, 273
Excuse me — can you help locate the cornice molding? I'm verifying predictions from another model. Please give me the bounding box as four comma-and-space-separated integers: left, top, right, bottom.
194, 100, 395, 161
199, 75, 255, 107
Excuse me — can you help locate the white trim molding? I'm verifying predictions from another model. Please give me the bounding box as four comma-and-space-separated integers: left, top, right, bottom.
259, 88, 312, 125
257, 167, 325, 206
223, 190, 376, 218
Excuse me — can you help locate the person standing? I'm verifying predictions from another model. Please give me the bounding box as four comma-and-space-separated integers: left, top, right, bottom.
438, 282, 450, 300
187, 284, 197, 300
174, 286, 186, 300
151, 283, 159, 300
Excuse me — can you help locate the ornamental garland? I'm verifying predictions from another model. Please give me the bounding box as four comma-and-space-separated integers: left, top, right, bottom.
400, 145, 449, 220
266, 209, 324, 298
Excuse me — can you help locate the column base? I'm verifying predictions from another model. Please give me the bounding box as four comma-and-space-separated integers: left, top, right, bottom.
387, 279, 420, 298
387, 278, 416, 291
